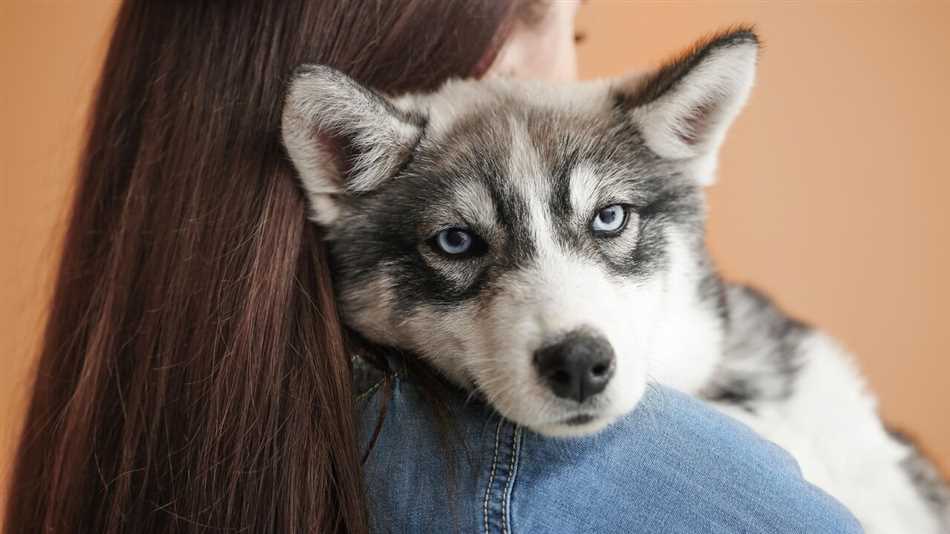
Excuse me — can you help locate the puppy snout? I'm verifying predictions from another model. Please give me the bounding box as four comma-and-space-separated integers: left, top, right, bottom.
533, 331, 615, 403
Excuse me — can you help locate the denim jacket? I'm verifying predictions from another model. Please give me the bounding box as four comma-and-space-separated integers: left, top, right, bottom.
354, 361, 861, 534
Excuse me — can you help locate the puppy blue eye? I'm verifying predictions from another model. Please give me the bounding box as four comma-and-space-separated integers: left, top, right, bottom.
591, 204, 627, 234
435, 228, 475, 255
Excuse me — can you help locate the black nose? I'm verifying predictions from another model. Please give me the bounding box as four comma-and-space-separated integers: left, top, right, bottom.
533, 331, 615, 403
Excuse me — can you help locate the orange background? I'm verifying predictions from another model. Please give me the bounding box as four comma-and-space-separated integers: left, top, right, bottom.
2, 0, 948, 511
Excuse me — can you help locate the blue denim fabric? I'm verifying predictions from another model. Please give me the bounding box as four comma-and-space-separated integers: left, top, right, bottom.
357, 375, 862, 533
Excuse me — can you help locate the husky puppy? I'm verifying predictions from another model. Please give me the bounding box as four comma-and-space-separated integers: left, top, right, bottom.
281, 28, 948, 533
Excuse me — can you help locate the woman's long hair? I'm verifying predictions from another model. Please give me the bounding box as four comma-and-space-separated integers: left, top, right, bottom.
4, 1, 520, 532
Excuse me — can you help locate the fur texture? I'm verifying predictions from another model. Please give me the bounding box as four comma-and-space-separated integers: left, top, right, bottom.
282, 27, 949, 533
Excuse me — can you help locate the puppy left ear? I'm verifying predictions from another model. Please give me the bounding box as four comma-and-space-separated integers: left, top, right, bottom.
616, 28, 759, 185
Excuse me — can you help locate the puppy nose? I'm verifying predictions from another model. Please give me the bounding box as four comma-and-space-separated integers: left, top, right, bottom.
533, 331, 615, 403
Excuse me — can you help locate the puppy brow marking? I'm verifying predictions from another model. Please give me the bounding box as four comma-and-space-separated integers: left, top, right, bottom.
452, 179, 497, 234
568, 163, 601, 221
501, 426, 522, 534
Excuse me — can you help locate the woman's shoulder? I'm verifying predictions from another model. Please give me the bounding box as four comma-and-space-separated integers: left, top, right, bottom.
356, 375, 861, 534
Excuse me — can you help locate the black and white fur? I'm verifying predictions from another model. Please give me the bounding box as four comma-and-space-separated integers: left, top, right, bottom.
281, 28, 949, 533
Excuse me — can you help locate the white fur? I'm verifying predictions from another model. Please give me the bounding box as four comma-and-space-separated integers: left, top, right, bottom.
714, 334, 942, 534
645, 233, 723, 393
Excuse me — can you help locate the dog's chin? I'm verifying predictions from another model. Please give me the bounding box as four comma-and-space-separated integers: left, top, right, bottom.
532, 412, 620, 438
475, 370, 648, 438
522, 377, 648, 438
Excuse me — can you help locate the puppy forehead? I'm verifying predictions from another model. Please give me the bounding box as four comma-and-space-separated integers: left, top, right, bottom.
390, 82, 660, 245
413, 96, 626, 195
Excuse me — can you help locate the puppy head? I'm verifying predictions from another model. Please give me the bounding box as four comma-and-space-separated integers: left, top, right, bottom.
282, 28, 758, 436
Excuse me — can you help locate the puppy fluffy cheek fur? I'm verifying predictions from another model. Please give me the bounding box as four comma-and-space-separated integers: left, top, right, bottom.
462, 263, 656, 436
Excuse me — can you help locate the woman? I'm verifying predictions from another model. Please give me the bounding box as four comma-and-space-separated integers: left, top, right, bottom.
4, 1, 861, 533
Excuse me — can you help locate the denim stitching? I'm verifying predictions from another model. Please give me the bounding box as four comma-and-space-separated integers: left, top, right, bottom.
483, 419, 504, 534
501, 426, 523, 534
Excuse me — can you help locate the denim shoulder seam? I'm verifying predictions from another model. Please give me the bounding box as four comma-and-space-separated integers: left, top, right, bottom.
482, 419, 505, 534
482, 419, 521, 534
501, 426, 524, 534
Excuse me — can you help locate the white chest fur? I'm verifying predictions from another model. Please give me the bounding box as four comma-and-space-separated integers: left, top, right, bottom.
708, 333, 942, 534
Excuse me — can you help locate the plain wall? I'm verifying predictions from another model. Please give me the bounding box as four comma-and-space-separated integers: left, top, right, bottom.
2, 0, 948, 514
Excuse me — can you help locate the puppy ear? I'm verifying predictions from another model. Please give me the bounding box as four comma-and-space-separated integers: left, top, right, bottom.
616, 28, 759, 185
281, 65, 423, 225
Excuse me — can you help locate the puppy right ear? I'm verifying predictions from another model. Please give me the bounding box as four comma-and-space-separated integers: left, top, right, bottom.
614, 27, 759, 186
281, 65, 423, 226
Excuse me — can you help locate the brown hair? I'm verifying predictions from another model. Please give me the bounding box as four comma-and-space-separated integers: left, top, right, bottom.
4, 1, 521, 532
